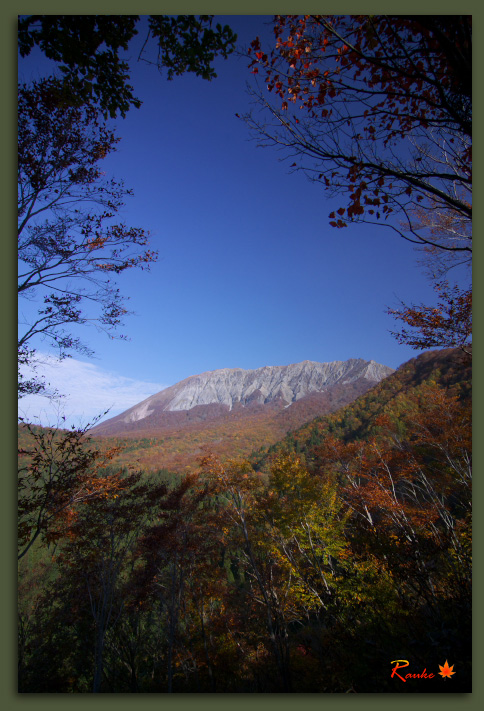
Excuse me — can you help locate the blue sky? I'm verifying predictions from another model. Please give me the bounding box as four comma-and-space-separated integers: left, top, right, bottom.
18, 16, 470, 427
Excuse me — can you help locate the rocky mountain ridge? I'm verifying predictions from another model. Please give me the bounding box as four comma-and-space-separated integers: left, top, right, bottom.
92, 359, 394, 437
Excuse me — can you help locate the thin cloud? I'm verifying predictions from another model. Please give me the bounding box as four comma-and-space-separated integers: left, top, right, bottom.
18, 353, 168, 429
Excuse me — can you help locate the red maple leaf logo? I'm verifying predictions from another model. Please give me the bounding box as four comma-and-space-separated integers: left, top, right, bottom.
438, 661, 456, 679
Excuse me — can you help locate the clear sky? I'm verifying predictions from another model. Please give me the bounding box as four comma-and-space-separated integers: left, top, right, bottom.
18, 16, 470, 428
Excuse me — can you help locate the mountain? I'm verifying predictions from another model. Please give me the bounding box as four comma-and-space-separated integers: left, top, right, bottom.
90, 359, 394, 469
92, 359, 393, 435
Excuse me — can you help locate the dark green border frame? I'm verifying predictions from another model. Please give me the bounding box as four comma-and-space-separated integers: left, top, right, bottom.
5, 2, 480, 709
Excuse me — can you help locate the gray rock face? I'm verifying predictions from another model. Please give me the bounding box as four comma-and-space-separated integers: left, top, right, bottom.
121, 359, 394, 424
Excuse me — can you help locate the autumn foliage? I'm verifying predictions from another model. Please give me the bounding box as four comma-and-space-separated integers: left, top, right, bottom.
245, 16, 471, 252
18, 349, 471, 691
388, 281, 472, 355
18, 78, 158, 398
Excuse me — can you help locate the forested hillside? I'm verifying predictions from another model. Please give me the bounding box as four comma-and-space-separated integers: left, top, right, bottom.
18, 347, 471, 692
252, 347, 471, 468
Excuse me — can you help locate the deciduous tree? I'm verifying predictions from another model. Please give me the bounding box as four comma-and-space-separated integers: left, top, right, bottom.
18, 417, 123, 560
200, 455, 299, 691
388, 280, 472, 355
243, 15, 471, 254
54, 471, 167, 692
18, 15, 237, 118
18, 77, 157, 396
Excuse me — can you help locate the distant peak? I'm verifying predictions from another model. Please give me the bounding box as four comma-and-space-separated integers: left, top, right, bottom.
113, 358, 394, 421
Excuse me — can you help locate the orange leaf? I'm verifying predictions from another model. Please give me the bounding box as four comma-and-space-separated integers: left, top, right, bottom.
438, 661, 455, 679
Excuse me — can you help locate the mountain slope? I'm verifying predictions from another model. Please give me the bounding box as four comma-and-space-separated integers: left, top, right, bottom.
90, 358, 394, 471
92, 359, 393, 435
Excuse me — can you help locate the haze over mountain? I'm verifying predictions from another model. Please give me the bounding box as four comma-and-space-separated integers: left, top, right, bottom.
91, 359, 394, 440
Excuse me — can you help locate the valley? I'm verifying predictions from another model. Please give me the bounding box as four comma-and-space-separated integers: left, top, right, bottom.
89, 358, 394, 471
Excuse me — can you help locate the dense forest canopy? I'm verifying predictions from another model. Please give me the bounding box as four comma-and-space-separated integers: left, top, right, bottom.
18, 347, 472, 692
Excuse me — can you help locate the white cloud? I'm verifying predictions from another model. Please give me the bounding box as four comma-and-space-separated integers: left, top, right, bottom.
18, 353, 168, 429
